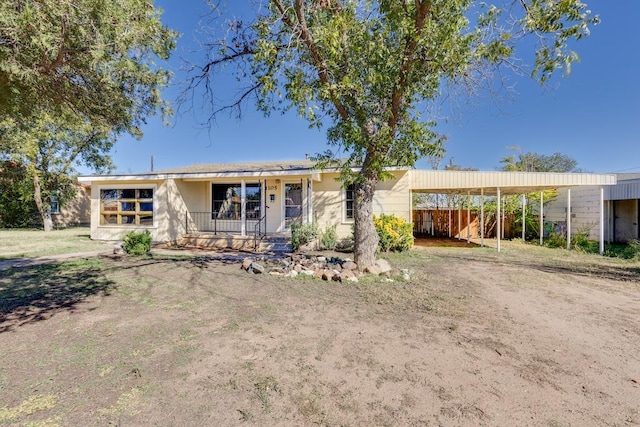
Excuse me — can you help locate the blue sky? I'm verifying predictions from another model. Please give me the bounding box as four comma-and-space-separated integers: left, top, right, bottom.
106, 0, 639, 175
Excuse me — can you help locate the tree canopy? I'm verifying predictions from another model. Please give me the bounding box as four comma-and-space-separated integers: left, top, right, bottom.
500, 150, 580, 172
188, 0, 598, 268
0, 0, 177, 230
0, 0, 176, 135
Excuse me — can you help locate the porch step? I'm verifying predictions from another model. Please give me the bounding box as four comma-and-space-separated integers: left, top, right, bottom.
180, 234, 292, 253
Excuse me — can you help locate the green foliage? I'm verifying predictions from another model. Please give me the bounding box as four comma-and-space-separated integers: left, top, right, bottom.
0, 161, 38, 228
319, 224, 338, 250
501, 151, 579, 172
0, 0, 177, 132
291, 222, 319, 250
122, 230, 152, 256
374, 214, 413, 252
543, 232, 566, 249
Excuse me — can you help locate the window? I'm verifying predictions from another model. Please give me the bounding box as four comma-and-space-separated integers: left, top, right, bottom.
212, 183, 262, 219
100, 188, 154, 226
344, 184, 354, 221
50, 192, 60, 215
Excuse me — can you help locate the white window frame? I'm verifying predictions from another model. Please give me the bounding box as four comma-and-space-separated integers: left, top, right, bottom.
49, 192, 60, 215
342, 184, 355, 223
98, 184, 157, 228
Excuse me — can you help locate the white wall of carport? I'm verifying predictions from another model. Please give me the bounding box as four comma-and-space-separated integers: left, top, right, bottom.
544, 186, 607, 242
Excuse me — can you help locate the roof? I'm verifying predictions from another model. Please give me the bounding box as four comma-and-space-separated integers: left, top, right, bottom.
410, 170, 617, 195
78, 159, 320, 183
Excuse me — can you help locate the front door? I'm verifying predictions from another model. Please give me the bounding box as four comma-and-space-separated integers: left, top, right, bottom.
284, 182, 303, 231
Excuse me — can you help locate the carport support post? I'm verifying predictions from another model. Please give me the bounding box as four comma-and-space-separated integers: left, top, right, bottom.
539, 191, 544, 246
458, 200, 461, 240
599, 186, 605, 255
480, 188, 485, 247
467, 192, 471, 243
522, 195, 526, 240
566, 188, 571, 250
497, 187, 501, 252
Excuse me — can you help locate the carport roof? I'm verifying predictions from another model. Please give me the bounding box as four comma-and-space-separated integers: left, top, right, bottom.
410, 170, 617, 195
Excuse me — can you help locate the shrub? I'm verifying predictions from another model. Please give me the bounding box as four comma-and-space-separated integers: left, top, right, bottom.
374, 214, 413, 252
291, 222, 318, 250
122, 230, 152, 255
543, 232, 566, 249
320, 224, 338, 250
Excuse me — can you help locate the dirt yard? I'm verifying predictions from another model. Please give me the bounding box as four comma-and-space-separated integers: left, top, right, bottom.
0, 243, 639, 426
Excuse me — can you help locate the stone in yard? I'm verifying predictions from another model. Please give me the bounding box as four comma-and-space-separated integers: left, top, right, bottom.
250, 262, 265, 274
269, 271, 283, 276
317, 256, 327, 263
113, 242, 124, 255
299, 270, 315, 277
342, 269, 355, 279
285, 270, 299, 278
241, 258, 253, 271
331, 272, 342, 282
375, 259, 392, 274
346, 276, 359, 283
293, 264, 302, 273
342, 261, 357, 271
364, 265, 382, 275
321, 270, 331, 281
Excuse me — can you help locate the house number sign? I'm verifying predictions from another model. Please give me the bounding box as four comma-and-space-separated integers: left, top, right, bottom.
266, 185, 278, 191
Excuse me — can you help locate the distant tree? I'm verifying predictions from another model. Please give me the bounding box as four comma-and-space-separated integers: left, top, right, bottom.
187, 1, 597, 269
500, 151, 579, 172
1, 112, 115, 231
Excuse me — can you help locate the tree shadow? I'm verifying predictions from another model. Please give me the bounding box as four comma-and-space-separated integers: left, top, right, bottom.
0, 260, 116, 333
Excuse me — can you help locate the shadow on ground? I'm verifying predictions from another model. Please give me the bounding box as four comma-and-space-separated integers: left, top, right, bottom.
0, 260, 115, 333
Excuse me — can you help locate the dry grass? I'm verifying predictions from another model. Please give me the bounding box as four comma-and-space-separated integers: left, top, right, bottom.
0, 228, 110, 258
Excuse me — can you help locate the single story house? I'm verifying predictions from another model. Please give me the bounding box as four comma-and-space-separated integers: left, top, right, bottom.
78, 160, 617, 251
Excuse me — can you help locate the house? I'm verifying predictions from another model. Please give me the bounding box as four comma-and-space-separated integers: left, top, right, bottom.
78, 160, 617, 251
51, 183, 91, 228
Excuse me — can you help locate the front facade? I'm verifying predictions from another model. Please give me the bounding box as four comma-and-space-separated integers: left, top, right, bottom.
79, 161, 411, 243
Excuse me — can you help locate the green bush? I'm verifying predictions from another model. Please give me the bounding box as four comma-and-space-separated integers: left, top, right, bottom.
543, 232, 566, 249
320, 224, 338, 250
374, 214, 413, 252
122, 230, 152, 255
291, 222, 318, 250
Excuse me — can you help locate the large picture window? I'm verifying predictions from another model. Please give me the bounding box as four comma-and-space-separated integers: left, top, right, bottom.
212, 183, 261, 219
100, 188, 154, 226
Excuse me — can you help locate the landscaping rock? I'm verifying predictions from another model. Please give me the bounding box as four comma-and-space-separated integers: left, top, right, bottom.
285, 270, 298, 278
299, 270, 315, 277
113, 242, 124, 255
375, 259, 392, 274
250, 262, 265, 274
241, 258, 253, 271
346, 276, 359, 283
364, 265, 382, 275
342, 261, 357, 271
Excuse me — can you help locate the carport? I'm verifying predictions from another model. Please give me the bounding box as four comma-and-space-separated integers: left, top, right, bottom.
410, 170, 617, 254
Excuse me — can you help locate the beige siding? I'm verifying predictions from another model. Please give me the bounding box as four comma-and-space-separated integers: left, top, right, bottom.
53, 185, 90, 227
312, 171, 411, 239
90, 179, 165, 242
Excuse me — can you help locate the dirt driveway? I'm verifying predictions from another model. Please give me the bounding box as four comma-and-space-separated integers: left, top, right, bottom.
0, 245, 639, 426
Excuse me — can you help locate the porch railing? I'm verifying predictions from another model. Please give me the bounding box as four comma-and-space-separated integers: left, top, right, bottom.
253, 213, 267, 251
185, 211, 259, 234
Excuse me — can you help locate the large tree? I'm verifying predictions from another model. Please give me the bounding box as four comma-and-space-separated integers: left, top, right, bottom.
0, 0, 176, 134
0, 0, 177, 230
188, 0, 597, 269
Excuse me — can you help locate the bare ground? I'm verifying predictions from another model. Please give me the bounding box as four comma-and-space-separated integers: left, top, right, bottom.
0, 244, 639, 426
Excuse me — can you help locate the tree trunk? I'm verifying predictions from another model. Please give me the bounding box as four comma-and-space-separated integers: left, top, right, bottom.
353, 169, 379, 271
32, 173, 53, 232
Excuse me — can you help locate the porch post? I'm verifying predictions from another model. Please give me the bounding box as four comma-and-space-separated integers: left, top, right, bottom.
457, 198, 461, 240
566, 188, 571, 250
307, 178, 313, 224
241, 180, 246, 237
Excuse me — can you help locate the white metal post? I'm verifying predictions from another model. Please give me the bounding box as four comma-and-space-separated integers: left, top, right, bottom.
240, 180, 246, 236
467, 191, 471, 243
497, 187, 501, 252
600, 187, 605, 255
539, 191, 544, 246
566, 188, 571, 250
522, 195, 526, 240
481, 188, 485, 247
